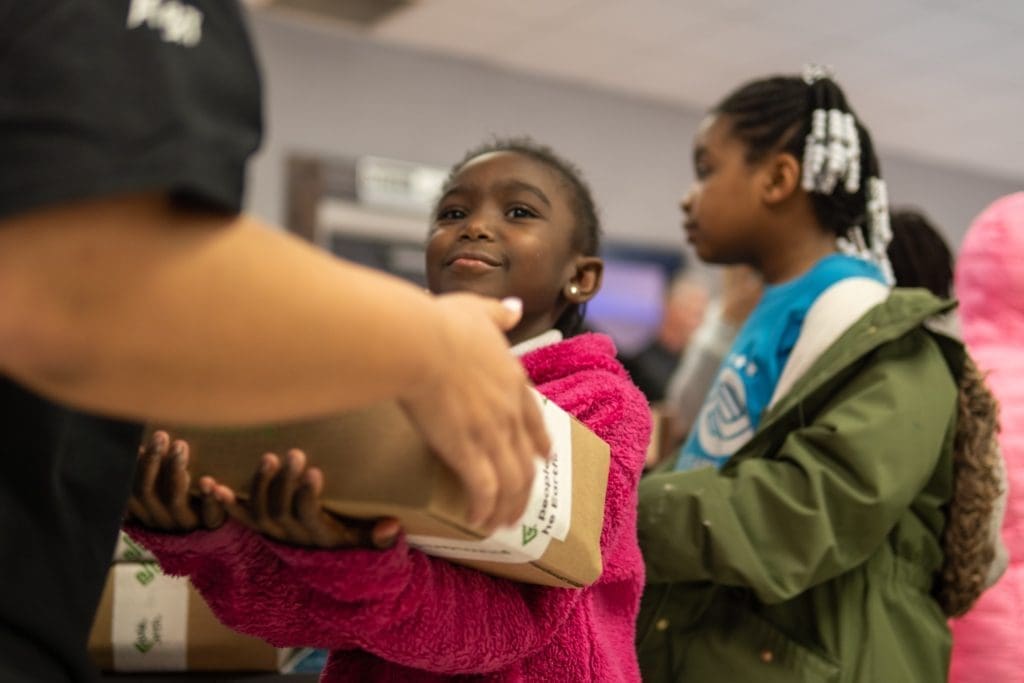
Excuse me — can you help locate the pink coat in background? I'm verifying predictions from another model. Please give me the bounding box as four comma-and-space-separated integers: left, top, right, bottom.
131, 333, 651, 682
950, 192, 1024, 683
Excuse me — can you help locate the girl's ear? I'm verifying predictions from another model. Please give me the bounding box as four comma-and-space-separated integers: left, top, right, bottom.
564, 257, 604, 303
761, 152, 801, 206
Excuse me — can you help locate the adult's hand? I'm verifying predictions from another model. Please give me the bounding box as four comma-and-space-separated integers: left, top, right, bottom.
400, 295, 550, 532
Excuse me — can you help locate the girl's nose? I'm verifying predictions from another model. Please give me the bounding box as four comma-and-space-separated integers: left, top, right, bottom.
680, 186, 696, 216
460, 217, 495, 240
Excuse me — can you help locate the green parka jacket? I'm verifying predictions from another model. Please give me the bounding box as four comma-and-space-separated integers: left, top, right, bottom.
637, 290, 962, 683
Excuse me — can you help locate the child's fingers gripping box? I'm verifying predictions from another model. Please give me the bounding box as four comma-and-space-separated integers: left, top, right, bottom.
145, 389, 610, 588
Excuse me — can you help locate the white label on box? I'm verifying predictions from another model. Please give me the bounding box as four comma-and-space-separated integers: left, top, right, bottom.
538, 392, 573, 542
408, 392, 574, 563
403, 534, 544, 562
111, 563, 188, 671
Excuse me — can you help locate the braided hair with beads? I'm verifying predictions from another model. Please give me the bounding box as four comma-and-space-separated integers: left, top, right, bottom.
712, 67, 894, 282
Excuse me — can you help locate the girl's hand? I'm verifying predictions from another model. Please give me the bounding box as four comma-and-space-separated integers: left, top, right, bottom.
127, 430, 227, 532
209, 449, 401, 550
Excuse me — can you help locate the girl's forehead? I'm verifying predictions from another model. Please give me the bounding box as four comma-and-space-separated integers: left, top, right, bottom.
456, 151, 563, 187
696, 114, 718, 137
694, 114, 730, 147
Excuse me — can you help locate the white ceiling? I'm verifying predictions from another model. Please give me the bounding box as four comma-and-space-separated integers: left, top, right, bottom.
253, 0, 1024, 182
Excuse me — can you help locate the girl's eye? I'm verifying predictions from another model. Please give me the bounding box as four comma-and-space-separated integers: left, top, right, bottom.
437, 207, 465, 221
507, 206, 537, 219
694, 163, 712, 180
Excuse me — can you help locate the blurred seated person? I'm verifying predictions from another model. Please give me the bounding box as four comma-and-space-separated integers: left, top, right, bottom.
656, 265, 762, 465
621, 273, 709, 403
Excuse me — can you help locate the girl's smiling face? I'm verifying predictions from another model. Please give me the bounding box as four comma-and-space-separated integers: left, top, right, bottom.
427, 151, 597, 344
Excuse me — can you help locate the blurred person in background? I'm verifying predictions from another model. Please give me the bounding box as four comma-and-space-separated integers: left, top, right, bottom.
888, 207, 959, 335
887, 207, 955, 298
948, 193, 1024, 683
655, 265, 761, 464
621, 272, 710, 403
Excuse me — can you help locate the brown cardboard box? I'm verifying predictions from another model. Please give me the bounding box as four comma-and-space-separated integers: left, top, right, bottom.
88, 563, 296, 672
147, 390, 610, 588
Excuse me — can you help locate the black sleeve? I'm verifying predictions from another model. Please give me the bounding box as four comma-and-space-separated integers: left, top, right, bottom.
0, 0, 263, 220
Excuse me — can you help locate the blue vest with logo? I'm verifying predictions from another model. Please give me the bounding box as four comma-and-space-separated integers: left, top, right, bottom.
675, 254, 886, 471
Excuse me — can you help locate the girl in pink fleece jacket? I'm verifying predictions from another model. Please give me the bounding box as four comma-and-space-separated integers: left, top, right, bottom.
949, 193, 1024, 683
127, 137, 651, 682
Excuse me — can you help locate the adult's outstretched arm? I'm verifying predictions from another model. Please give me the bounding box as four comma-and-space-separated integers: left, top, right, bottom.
0, 192, 549, 528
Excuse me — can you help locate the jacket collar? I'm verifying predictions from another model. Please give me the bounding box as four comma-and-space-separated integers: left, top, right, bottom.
759, 289, 958, 431
510, 329, 563, 357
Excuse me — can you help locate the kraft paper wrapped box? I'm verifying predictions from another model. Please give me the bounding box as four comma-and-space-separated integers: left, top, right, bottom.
147, 389, 610, 588
88, 561, 299, 672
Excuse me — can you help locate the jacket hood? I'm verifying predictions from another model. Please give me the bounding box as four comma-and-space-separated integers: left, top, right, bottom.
956, 192, 1024, 348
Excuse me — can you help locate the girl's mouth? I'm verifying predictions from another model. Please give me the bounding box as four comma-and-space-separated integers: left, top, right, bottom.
449, 257, 500, 273
445, 250, 503, 272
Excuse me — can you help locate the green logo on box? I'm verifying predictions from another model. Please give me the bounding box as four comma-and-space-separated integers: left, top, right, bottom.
522, 525, 538, 546
134, 616, 162, 653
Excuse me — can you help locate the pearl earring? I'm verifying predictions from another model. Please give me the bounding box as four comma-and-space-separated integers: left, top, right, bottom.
568, 284, 580, 296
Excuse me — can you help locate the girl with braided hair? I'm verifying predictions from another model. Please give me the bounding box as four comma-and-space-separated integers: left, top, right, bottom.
636, 70, 1002, 682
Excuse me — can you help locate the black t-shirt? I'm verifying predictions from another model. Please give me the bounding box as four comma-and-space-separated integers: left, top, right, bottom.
0, 1, 262, 219
0, 2, 262, 680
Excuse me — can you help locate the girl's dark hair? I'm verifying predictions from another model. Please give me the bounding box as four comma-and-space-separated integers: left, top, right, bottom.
887, 207, 954, 298
439, 136, 602, 336
713, 75, 883, 245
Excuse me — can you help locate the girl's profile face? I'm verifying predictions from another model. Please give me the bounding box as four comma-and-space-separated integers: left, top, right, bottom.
680, 115, 770, 266
426, 151, 586, 343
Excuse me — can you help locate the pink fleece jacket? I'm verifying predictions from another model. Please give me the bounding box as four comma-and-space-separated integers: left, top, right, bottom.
950, 193, 1024, 683
131, 332, 651, 681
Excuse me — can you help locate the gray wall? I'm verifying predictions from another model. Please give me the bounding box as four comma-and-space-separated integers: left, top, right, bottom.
245, 12, 1022, 254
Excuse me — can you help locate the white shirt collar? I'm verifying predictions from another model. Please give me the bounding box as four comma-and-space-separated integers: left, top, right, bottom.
510, 329, 563, 357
